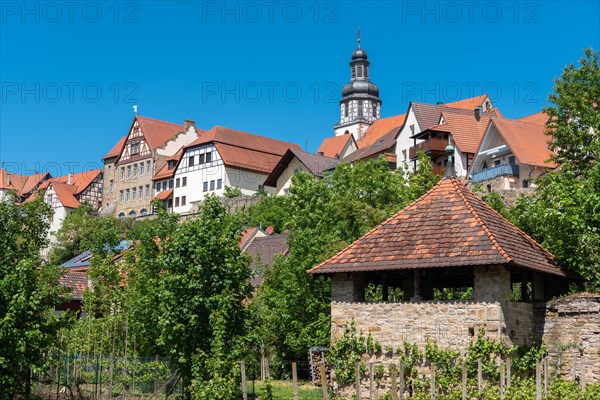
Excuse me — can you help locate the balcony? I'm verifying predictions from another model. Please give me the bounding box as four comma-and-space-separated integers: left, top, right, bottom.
409, 138, 448, 159
472, 164, 519, 183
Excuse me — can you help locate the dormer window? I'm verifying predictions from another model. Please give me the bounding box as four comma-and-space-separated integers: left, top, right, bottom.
131, 142, 140, 155
168, 160, 175, 169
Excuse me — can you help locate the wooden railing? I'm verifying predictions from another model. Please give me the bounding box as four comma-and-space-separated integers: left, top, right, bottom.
409, 138, 449, 159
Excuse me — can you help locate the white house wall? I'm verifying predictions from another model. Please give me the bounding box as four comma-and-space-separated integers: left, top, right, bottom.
156, 125, 199, 157
225, 167, 267, 195
395, 107, 422, 171
273, 157, 308, 196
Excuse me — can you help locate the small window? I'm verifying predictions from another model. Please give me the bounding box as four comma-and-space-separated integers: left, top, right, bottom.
182, 177, 187, 187
217, 179, 222, 189
140, 163, 144, 175
258, 184, 265, 193
372, 102, 377, 117
126, 189, 130, 201
494, 160, 501, 166
162, 181, 167, 191
351, 66, 356, 79
118, 212, 125, 220
168, 199, 173, 208
199, 153, 205, 164
169, 180, 174, 189
508, 156, 516, 165
176, 178, 180, 188
147, 161, 151, 175
120, 167, 125, 180
133, 164, 138, 176
344, 103, 349, 117
189, 156, 195, 167
523, 180, 530, 188
131, 142, 140, 155
155, 182, 161, 192
139, 186, 143, 197
129, 210, 137, 218
206, 152, 212, 163
145, 184, 150, 198
357, 101, 364, 117
127, 165, 131, 178
181, 196, 186, 206
210, 180, 215, 191
109, 179, 114, 192
119, 190, 123, 202
132, 187, 137, 200
410, 124, 415, 134
140, 208, 147, 216
175, 197, 180, 207
203, 181, 208, 192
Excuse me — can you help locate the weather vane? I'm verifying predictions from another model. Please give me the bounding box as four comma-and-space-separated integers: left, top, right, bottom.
357, 27, 361, 47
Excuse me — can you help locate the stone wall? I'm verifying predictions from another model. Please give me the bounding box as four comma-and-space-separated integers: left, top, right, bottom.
542, 294, 600, 383
331, 299, 535, 352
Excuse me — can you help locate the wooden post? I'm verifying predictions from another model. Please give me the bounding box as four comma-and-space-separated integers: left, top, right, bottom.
355, 363, 361, 400
369, 362, 374, 400
241, 361, 247, 400
543, 358, 548, 396
399, 360, 405, 400
390, 364, 397, 400
499, 360, 505, 400
506, 358, 512, 388
477, 359, 483, 394
536, 360, 542, 400
462, 361, 467, 400
292, 362, 298, 400
430, 362, 436, 400
320, 362, 328, 400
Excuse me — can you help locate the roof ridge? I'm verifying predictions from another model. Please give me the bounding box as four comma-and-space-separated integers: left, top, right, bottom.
137, 115, 183, 127
460, 181, 559, 265
451, 179, 512, 263
308, 178, 446, 273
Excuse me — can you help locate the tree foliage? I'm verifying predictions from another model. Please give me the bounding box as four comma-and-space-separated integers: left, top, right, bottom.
0, 194, 70, 399
250, 156, 439, 369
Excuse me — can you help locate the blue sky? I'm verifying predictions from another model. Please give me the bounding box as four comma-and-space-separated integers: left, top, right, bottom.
1, 0, 598, 176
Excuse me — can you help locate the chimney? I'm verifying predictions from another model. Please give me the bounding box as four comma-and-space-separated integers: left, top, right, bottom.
474, 106, 483, 121
437, 101, 444, 106
184, 120, 195, 128
317, 151, 324, 156
68, 173, 73, 185
6, 173, 10, 186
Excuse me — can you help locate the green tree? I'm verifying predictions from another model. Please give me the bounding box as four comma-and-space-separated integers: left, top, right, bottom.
252, 156, 439, 369
510, 49, 600, 291
0, 193, 69, 399
545, 48, 600, 171
158, 196, 251, 397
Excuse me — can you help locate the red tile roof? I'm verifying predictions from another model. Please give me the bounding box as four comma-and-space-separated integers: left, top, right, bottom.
59, 271, 89, 301
445, 94, 490, 110
136, 116, 186, 150
518, 111, 549, 125
341, 127, 399, 163
309, 177, 565, 277
427, 111, 494, 154
103, 136, 127, 159
317, 134, 355, 158
240, 226, 268, 250
45, 169, 102, 196
489, 118, 556, 168
264, 149, 340, 187
358, 114, 407, 147
0, 169, 50, 198
153, 147, 184, 181
185, 126, 301, 174
155, 189, 173, 200
51, 182, 80, 209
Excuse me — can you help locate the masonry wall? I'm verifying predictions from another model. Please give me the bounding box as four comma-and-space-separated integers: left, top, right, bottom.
542, 294, 600, 383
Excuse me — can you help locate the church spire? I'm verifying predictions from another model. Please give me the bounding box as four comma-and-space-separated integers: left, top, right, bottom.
333, 31, 382, 140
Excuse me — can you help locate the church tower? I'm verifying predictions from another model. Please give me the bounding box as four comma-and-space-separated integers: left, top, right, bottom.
333, 30, 382, 140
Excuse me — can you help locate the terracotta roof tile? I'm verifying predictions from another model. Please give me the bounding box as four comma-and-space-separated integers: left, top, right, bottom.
153, 147, 185, 181
59, 271, 89, 301
185, 126, 300, 174
425, 112, 494, 154
518, 111, 549, 125
47, 170, 102, 195
103, 136, 127, 159
51, 182, 80, 209
446, 94, 489, 110
309, 178, 565, 277
155, 189, 173, 200
317, 134, 354, 158
136, 116, 186, 150
490, 118, 556, 168
341, 128, 398, 163
0, 169, 50, 198
358, 114, 407, 147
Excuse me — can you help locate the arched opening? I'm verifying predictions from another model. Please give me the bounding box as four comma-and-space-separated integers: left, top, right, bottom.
140, 208, 148, 217
118, 212, 125, 220
129, 211, 137, 218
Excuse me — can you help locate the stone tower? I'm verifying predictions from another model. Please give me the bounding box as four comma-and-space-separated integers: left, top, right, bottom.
333, 30, 382, 140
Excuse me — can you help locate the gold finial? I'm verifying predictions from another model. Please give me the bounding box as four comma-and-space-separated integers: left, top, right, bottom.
357, 27, 361, 47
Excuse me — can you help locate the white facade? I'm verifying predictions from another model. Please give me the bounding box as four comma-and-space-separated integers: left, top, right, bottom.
394, 106, 423, 172
156, 124, 199, 157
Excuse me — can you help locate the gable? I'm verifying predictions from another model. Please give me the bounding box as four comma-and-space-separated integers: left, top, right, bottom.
118, 119, 153, 164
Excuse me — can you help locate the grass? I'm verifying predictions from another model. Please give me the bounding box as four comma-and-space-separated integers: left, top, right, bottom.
247, 379, 322, 399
